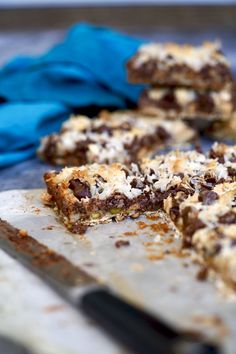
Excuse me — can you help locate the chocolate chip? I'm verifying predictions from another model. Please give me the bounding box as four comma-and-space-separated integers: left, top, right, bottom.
106, 194, 128, 209
198, 191, 219, 205
194, 142, 203, 154
119, 122, 131, 131
196, 266, 208, 281
130, 178, 144, 189
202, 176, 217, 190
209, 149, 225, 164
219, 211, 236, 224
95, 174, 107, 183
169, 206, 180, 222
214, 243, 222, 255
70, 223, 88, 234
195, 93, 214, 114
228, 167, 236, 177
174, 172, 184, 179
92, 124, 112, 135
149, 168, 155, 176
181, 206, 206, 243
115, 240, 130, 248
121, 168, 130, 178
156, 126, 171, 142
69, 179, 91, 200
157, 90, 180, 112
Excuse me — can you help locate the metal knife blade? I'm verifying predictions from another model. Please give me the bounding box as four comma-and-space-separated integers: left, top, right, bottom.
0, 218, 220, 354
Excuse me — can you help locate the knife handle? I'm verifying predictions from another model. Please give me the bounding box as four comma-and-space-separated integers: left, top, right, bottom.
80, 289, 220, 354
81, 288, 177, 354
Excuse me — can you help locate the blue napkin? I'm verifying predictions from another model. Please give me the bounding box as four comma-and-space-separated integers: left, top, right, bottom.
0, 23, 146, 168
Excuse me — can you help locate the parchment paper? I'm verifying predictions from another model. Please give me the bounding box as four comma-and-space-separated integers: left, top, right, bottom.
0, 189, 235, 354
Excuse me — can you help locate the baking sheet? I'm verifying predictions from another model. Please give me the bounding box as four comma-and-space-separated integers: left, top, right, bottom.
0, 189, 236, 354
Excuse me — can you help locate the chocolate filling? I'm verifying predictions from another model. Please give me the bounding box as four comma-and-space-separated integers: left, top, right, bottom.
219, 211, 236, 224
69, 179, 92, 200
140, 88, 217, 116
195, 93, 214, 114
198, 191, 219, 205
227, 167, 236, 177
42, 122, 173, 166
209, 149, 225, 164
128, 56, 232, 90
181, 206, 206, 246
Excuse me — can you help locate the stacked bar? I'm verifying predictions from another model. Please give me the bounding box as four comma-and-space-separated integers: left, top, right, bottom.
127, 41, 236, 126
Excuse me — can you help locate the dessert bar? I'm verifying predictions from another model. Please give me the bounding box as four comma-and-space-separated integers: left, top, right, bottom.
179, 182, 236, 287
38, 110, 195, 166
43, 163, 154, 233
127, 42, 232, 90
44, 144, 236, 287
139, 85, 236, 121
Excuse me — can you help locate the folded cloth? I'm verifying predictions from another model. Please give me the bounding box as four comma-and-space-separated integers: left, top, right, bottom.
0, 103, 69, 168
0, 23, 146, 168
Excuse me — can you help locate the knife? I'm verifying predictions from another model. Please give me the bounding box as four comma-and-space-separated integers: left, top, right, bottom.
0, 218, 220, 354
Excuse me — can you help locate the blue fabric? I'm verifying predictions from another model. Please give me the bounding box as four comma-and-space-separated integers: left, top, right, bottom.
0, 23, 146, 168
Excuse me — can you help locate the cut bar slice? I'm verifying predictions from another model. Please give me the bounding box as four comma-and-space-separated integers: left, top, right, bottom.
43, 163, 154, 233
127, 41, 232, 90
138, 85, 236, 121
38, 110, 195, 166
141, 149, 228, 220
43, 144, 236, 289
179, 182, 236, 287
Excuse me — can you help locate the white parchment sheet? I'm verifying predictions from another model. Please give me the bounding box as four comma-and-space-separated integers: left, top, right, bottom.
0, 189, 235, 354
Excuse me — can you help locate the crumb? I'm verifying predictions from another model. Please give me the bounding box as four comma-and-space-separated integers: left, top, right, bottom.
33, 207, 41, 214
136, 221, 148, 229
147, 252, 165, 261
18, 229, 28, 238
165, 238, 174, 244
196, 266, 208, 281
150, 223, 169, 233
41, 192, 53, 206
143, 241, 162, 247
123, 231, 138, 237
130, 263, 144, 272
43, 304, 67, 313
115, 240, 130, 248
170, 248, 191, 258
145, 214, 159, 221
42, 225, 54, 231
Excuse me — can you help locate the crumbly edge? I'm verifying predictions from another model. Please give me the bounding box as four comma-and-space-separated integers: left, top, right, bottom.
43, 145, 236, 288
